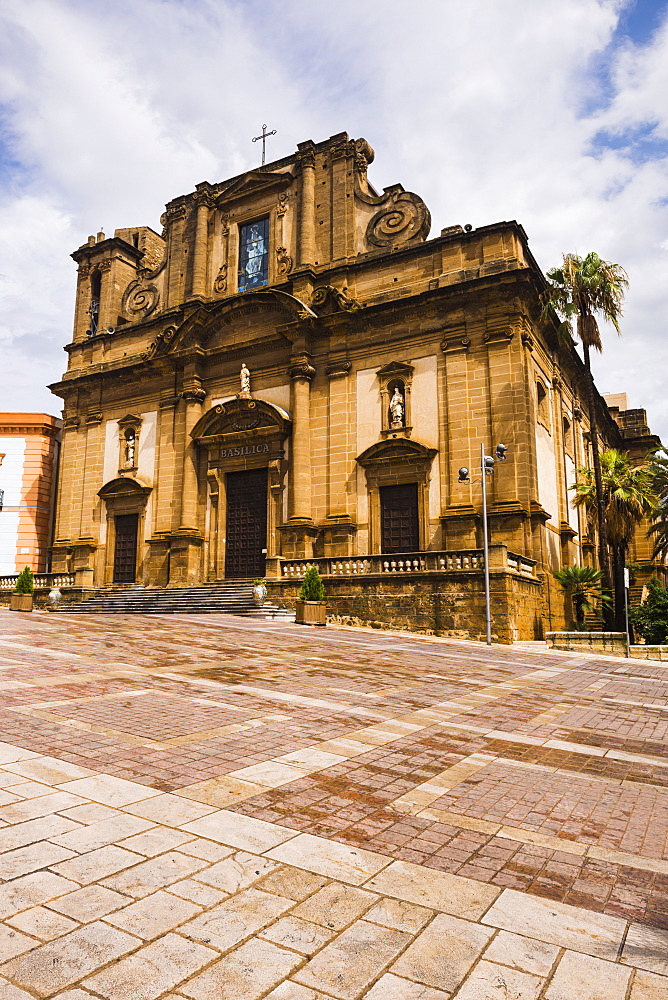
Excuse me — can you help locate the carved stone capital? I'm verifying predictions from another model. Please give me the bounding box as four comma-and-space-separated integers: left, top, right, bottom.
289, 358, 316, 382
441, 335, 470, 353
85, 412, 103, 425
181, 386, 206, 403
326, 360, 352, 379
296, 141, 316, 170
97, 259, 113, 272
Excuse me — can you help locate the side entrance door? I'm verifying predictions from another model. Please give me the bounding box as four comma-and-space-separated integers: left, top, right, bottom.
113, 513, 138, 583
380, 483, 419, 553
224, 468, 267, 579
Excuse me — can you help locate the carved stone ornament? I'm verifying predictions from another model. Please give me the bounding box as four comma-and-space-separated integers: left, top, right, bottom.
276, 246, 293, 277
289, 358, 316, 382
326, 359, 352, 379
122, 280, 160, 320
213, 263, 228, 294
181, 386, 207, 402
366, 189, 431, 249
310, 285, 360, 315
276, 191, 289, 216
441, 335, 471, 353
148, 325, 176, 356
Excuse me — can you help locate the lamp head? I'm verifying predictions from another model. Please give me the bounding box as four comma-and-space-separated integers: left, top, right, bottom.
458, 467, 470, 483
495, 443, 507, 460
484, 455, 495, 471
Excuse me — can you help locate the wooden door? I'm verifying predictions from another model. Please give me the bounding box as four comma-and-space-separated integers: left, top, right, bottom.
380, 483, 419, 554
224, 468, 267, 579
113, 514, 138, 583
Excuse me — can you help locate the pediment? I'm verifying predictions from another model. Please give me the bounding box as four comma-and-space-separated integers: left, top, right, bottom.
217, 169, 293, 205
98, 476, 152, 500
149, 291, 314, 359
191, 397, 292, 443
377, 361, 414, 379
356, 438, 436, 468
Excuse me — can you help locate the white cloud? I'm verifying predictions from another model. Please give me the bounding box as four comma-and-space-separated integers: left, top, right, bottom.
0, 0, 666, 439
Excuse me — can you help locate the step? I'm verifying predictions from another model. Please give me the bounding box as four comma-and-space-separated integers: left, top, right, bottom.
57, 582, 292, 619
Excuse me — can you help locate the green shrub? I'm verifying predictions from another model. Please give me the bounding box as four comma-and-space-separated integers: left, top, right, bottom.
15, 567, 35, 595
299, 566, 325, 602
629, 578, 668, 645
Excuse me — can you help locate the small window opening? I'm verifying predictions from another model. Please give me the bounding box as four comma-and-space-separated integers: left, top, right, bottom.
88, 270, 101, 336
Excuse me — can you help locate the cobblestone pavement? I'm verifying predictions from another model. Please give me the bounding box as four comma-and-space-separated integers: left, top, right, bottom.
1, 610, 668, 998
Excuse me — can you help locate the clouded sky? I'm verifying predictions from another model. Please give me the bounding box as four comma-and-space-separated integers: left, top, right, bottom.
1, 0, 667, 439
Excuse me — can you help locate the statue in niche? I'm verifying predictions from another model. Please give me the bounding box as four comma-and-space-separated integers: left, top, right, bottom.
239, 363, 251, 395
389, 385, 405, 428
124, 428, 136, 468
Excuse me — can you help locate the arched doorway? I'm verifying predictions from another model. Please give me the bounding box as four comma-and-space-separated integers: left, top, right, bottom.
97, 477, 152, 584
191, 397, 291, 579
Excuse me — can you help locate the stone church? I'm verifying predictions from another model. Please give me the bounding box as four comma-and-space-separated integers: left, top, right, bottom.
48, 132, 659, 639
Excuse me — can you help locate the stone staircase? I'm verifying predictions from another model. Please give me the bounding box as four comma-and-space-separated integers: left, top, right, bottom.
57, 581, 292, 619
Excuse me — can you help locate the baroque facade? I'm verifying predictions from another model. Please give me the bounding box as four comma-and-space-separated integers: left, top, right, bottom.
48, 132, 659, 639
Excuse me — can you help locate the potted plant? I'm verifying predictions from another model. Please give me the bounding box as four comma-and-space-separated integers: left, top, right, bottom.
10, 566, 35, 613
252, 578, 268, 606
295, 566, 326, 626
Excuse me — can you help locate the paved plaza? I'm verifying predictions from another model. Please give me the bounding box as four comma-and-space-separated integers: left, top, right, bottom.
0, 611, 668, 998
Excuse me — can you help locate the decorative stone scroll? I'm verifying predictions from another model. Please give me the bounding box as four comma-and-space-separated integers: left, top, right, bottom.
366, 189, 431, 249
276, 246, 293, 277
310, 285, 360, 315
122, 280, 159, 320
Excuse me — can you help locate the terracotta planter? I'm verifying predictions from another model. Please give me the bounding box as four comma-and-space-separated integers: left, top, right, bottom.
295, 600, 326, 626
10, 594, 33, 612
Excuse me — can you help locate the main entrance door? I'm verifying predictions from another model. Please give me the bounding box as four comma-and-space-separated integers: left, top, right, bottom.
113, 513, 138, 583
380, 483, 419, 553
224, 468, 267, 579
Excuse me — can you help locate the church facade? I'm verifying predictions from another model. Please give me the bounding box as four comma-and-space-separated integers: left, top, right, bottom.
48, 132, 659, 639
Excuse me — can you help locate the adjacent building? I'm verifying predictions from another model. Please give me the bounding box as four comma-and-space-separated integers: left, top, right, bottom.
47, 132, 661, 638
0, 413, 61, 576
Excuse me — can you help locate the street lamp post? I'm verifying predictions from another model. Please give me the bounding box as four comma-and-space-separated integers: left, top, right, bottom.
459, 443, 507, 646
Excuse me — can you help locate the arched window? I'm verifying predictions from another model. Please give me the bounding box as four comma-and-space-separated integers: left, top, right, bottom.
88, 270, 101, 336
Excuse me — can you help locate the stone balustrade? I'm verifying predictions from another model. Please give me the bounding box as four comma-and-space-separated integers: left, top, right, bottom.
0, 573, 76, 591
281, 547, 535, 579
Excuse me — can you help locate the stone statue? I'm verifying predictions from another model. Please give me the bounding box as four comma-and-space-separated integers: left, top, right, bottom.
124, 429, 136, 468
240, 364, 251, 394
389, 386, 405, 428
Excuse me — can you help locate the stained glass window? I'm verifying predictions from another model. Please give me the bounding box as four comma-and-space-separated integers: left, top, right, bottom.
238, 217, 269, 292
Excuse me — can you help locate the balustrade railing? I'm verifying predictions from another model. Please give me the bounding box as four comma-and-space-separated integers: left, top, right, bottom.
281, 549, 535, 580
0, 573, 76, 591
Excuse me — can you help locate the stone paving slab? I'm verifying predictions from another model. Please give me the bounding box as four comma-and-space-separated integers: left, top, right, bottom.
1, 610, 668, 996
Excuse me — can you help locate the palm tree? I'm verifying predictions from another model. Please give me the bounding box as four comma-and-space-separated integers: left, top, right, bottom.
542, 252, 629, 625
553, 564, 607, 628
571, 449, 656, 628
647, 448, 668, 561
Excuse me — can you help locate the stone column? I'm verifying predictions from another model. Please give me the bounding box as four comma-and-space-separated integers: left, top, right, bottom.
191, 192, 212, 299
179, 387, 206, 531
297, 144, 316, 266
289, 357, 315, 520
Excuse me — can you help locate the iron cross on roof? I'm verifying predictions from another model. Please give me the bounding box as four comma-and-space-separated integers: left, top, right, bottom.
252, 124, 276, 166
